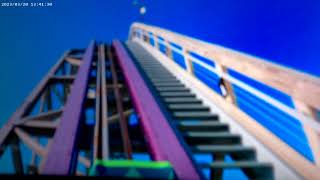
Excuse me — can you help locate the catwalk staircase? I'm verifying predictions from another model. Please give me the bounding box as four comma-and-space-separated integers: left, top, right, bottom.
126, 41, 274, 179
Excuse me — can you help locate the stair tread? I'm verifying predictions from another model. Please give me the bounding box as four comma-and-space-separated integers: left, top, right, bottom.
154, 82, 183, 86
173, 111, 216, 116
160, 92, 194, 97
199, 161, 273, 169
157, 88, 190, 92
155, 84, 185, 88
173, 112, 218, 121
167, 104, 209, 110
178, 121, 226, 126
151, 79, 180, 82
192, 145, 254, 152
185, 132, 239, 138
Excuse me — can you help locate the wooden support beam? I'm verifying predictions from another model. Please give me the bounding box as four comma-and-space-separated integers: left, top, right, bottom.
165, 39, 173, 59
108, 109, 134, 123
210, 154, 224, 180
41, 41, 95, 175
19, 120, 59, 130
65, 57, 82, 66
50, 75, 75, 84
106, 84, 124, 89
46, 85, 53, 111
16, 109, 63, 125
143, 30, 150, 43
11, 137, 24, 174
216, 64, 237, 104
100, 44, 110, 160
14, 128, 47, 157
0, 51, 69, 154
109, 46, 133, 159
294, 99, 320, 167
93, 46, 102, 161
183, 48, 194, 75
152, 33, 159, 50
70, 65, 79, 75
39, 92, 46, 113
29, 138, 41, 174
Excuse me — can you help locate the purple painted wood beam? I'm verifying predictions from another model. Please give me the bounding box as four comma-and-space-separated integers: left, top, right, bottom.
112, 40, 201, 180
41, 41, 95, 175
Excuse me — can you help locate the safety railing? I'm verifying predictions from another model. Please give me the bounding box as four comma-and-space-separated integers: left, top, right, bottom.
129, 22, 320, 179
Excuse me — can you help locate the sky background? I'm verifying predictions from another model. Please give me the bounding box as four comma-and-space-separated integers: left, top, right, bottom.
0, 0, 320, 176
0, 0, 319, 126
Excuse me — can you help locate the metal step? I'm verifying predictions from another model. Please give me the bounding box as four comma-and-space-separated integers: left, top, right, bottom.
156, 87, 190, 92
173, 111, 218, 120
184, 132, 241, 145
177, 121, 229, 131
163, 97, 202, 104
167, 104, 210, 111
160, 92, 195, 98
192, 145, 256, 160
154, 84, 185, 88
151, 79, 180, 83
150, 78, 178, 81
143, 68, 168, 72
147, 73, 176, 79
199, 161, 274, 180
154, 82, 184, 86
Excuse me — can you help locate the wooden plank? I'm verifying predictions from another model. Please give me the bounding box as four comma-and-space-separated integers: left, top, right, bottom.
50, 75, 75, 84
108, 109, 134, 123
152, 33, 159, 50
294, 99, 320, 167
140, 40, 320, 179
131, 23, 320, 110
16, 109, 63, 125
108, 46, 133, 159
216, 64, 237, 104
41, 41, 95, 175
19, 120, 59, 130
182, 48, 194, 75
11, 137, 24, 174
14, 128, 47, 157
113, 40, 202, 180
93, 46, 102, 161
65, 57, 82, 66
99, 44, 110, 160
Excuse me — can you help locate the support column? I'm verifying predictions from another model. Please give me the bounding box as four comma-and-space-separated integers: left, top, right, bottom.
41, 41, 95, 175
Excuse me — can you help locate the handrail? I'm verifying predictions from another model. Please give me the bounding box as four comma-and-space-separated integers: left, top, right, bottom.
157, 35, 320, 132
131, 23, 320, 110
130, 23, 320, 131
129, 22, 320, 176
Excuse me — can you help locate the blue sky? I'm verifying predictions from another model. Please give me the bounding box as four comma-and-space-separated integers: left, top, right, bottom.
1, 0, 319, 126
0, 0, 319, 176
